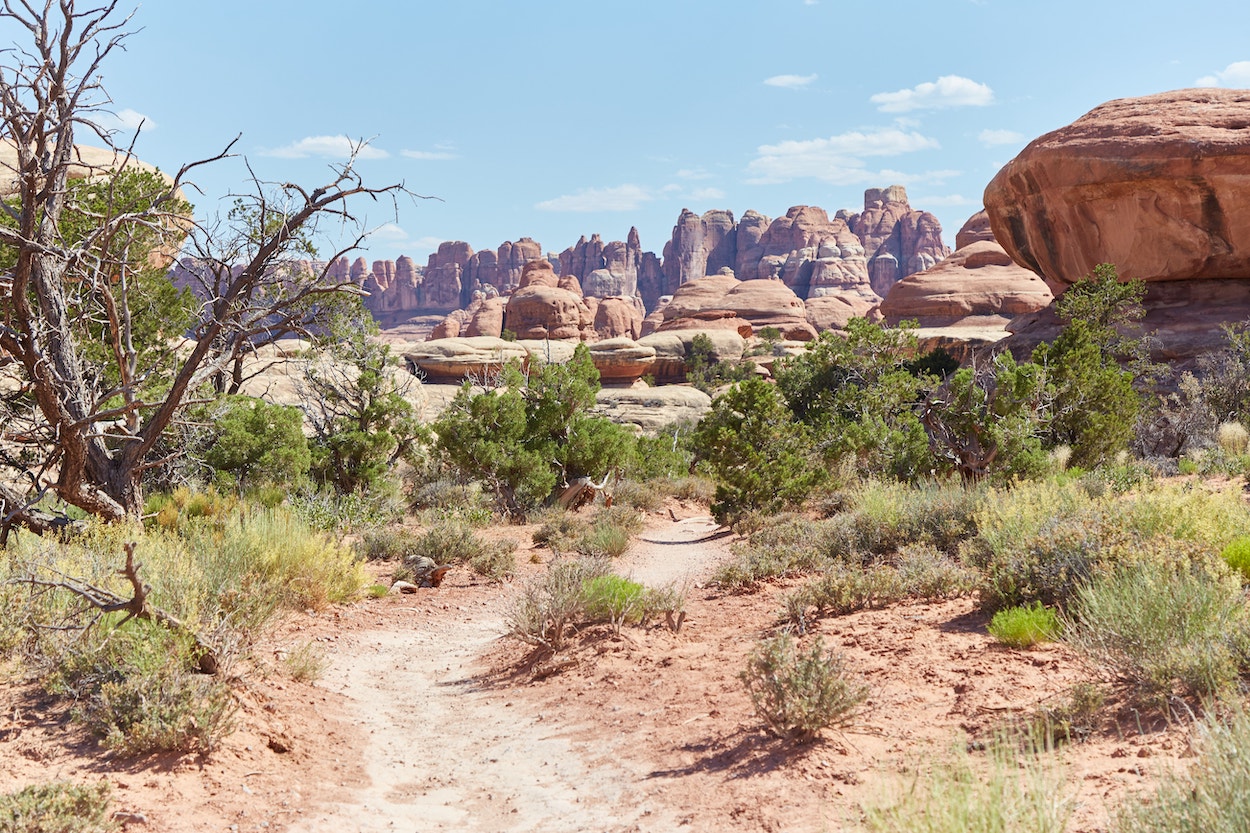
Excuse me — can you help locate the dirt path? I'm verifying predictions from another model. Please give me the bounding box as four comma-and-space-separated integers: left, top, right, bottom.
295, 514, 734, 832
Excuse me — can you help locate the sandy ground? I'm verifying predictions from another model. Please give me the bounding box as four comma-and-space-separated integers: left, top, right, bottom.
0, 502, 1194, 831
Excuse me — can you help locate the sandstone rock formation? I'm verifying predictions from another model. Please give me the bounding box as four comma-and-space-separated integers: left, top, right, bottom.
985, 88, 1250, 293
646, 271, 817, 341
504, 282, 593, 341
985, 89, 1250, 371
403, 337, 529, 384
881, 212, 1053, 329
588, 337, 657, 385
593, 386, 713, 433
637, 329, 747, 384
340, 186, 950, 342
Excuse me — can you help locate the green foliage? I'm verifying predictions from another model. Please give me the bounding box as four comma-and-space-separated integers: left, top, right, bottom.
1116, 707, 1250, 833
783, 546, 976, 631
580, 574, 647, 629
776, 318, 937, 481
0, 781, 117, 833
435, 346, 633, 517
1033, 264, 1147, 468
506, 558, 615, 652
1064, 559, 1250, 699
1220, 536, 1250, 581
46, 621, 236, 756
692, 375, 822, 524
988, 602, 1061, 649
305, 308, 427, 495
864, 744, 1072, 833
685, 333, 754, 394
200, 396, 310, 492
739, 633, 868, 742
970, 478, 1250, 613
923, 351, 1050, 483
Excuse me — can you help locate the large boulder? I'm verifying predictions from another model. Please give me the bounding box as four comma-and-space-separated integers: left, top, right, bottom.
651, 271, 815, 340
593, 386, 713, 434
985, 89, 1250, 293
588, 337, 657, 385
504, 284, 593, 341
404, 337, 529, 384
593, 295, 645, 340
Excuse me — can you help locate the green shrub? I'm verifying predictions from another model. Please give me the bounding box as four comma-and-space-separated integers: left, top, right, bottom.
864, 744, 1072, 833
1116, 707, 1250, 833
850, 479, 983, 555
989, 602, 1061, 649
713, 514, 838, 591
49, 623, 236, 756
894, 543, 979, 601
691, 375, 823, 524
1220, 536, 1250, 581
580, 574, 647, 631
505, 558, 613, 652
200, 395, 311, 493
0, 781, 116, 833
739, 633, 868, 742
435, 345, 632, 518
1064, 559, 1250, 699
784, 564, 906, 629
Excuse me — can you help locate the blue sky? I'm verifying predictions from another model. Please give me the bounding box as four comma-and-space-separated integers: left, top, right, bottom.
27, 0, 1250, 264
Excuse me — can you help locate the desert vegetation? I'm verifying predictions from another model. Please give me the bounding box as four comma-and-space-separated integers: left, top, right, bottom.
7, 3, 1250, 832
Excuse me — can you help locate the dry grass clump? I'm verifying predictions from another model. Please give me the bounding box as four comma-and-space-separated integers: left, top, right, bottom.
504, 559, 685, 654
1063, 558, 1250, 700
1116, 706, 1250, 833
0, 507, 363, 757
532, 505, 643, 559
864, 744, 1072, 833
396, 520, 517, 583
0, 781, 116, 833
739, 633, 868, 742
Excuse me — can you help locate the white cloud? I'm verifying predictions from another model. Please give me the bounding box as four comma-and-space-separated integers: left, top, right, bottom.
535, 184, 653, 212
94, 107, 154, 133
979, 128, 1024, 146
690, 187, 727, 201
764, 73, 818, 89
402, 148, 458, 161
676, 167, 714, 180
746, 129, 940, 184
1197, 60, 1250, 87
871, 75, 995, 113
261, 136, 390, 160
365, 223, 412, 244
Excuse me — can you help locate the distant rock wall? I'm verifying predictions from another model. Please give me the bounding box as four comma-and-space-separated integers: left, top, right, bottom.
271, 186, 947, 336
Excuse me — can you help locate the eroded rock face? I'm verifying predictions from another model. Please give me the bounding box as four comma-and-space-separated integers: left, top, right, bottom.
593, 385, 713, 433
504, 284, 592, 341
404, 337, 529, 384
638, 329, 747, 384
588, 337, 657, 385
984, 88, 1250, 292
652, 271, 816, 340
879, 210, 1053, 363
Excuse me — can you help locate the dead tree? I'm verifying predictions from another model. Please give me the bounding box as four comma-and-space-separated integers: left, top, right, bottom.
13, 541, 221, 673
0, 1, 412, 525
